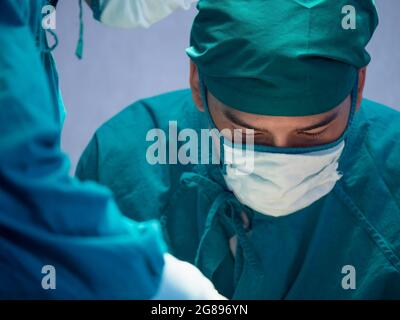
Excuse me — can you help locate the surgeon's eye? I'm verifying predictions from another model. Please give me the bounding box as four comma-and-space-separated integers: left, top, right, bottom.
237, 132, 269, 145
231, 127, 260, 139
297, 128, 328, 139
239, 131, 261, 144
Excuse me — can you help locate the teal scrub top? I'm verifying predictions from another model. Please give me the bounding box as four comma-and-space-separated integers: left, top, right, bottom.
77, 89, 400, 299
0, 0, 165, 299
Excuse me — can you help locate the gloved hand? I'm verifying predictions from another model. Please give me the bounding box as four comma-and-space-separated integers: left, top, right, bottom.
152, 254, 227, 300
91, 0, 198, 28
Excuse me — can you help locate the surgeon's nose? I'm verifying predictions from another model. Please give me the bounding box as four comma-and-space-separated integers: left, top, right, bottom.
270, 134, 292, 148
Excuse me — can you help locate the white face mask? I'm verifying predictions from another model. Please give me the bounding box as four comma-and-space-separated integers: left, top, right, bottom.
96, 0, 196, 28
221, 140, 345, 217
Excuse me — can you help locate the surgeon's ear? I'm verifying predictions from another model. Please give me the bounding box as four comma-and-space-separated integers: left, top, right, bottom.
356, 67, 367, 112
190, 62, 205, 112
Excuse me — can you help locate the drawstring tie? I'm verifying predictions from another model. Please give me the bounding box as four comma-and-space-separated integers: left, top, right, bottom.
178, 169, 262, 283
75, 0, 84, 59
43, 29, 59, 53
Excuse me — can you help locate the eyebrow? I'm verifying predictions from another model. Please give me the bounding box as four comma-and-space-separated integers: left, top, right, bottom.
223, 109, 340, 133
223, 110, 268, 132
297, 112, 340, 131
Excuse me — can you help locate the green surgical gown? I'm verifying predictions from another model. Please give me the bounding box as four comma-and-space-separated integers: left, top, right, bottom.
77, 89, 400, 299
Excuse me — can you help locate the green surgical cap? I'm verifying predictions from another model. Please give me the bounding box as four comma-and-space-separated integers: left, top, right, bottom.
186, 0, 379, 116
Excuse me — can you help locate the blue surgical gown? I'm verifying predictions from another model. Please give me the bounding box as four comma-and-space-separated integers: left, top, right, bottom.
0, 0, 165, 299
77, 89, 400, 299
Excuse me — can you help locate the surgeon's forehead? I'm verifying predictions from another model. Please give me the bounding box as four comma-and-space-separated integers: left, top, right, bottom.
209, 91, 351, 129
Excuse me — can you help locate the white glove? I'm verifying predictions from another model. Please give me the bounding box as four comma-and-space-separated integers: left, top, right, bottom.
95, 0, 198, 28
152, 254, 227, 300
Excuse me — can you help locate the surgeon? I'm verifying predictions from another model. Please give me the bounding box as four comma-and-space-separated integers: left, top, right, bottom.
0, 0, 225, 299
77, 0, 400, 299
